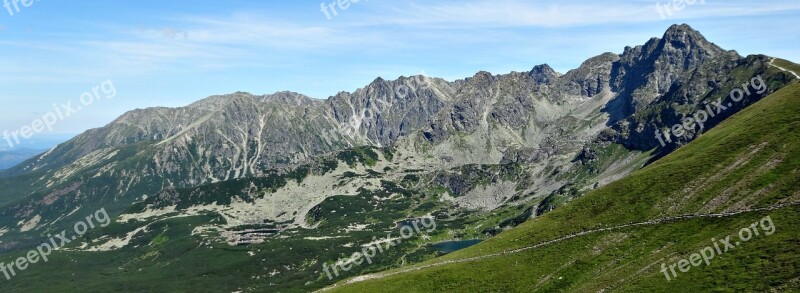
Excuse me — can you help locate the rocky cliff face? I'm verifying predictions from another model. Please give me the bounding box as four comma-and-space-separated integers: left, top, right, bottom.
603, 25, 794, 152
325, 75, 455, 147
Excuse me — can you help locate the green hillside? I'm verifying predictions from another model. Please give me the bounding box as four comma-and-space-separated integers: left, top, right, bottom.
327, 80, 800, 291
774, 58, 800, 77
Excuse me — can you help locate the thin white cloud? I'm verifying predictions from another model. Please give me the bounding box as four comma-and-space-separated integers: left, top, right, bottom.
64, 14, 391, 75
3, 1, 799, 85
132, 14, 364, 50
352, 0, 800, 28
0, 14, 361, 82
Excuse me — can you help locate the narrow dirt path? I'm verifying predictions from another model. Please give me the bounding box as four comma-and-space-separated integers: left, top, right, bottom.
318, 202, 800, 291
770, 58, 800, 79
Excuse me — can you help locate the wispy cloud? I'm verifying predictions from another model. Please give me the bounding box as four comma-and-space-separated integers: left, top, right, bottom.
65, 13, 395, 76
354, 0, 800, 28
0, 15, 360, 83
132, 16, 343, 49
4, 0, 799, 86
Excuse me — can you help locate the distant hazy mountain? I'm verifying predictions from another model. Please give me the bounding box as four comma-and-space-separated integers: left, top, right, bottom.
0, 149, 46, 169
0, 133, 73, 151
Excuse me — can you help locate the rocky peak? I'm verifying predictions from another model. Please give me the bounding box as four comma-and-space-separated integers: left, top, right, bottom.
529, 64, 559, 84
559, 52, 620, 97
661, 24, 716, 49
650, 24, 727, 69
581, 52, 621, 68
260, 91, 317, 106
467, 71, 495, 83
609, 24, 733, 106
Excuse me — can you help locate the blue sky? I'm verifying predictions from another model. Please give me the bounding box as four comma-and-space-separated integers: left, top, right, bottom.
1, 0, 799, 146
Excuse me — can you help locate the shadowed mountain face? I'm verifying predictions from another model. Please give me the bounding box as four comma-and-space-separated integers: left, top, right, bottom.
0, 26, 796, 290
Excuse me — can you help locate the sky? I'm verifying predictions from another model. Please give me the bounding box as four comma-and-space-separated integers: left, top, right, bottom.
0, 0, 799, 149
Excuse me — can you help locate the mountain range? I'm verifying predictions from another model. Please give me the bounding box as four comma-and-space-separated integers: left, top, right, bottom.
0, 24, 798, 292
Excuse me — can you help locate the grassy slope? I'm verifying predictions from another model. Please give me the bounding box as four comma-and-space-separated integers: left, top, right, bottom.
330, 81, 800, 292
774, 58, 800, 76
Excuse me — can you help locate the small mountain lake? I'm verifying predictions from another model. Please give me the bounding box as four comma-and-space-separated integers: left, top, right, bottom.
431, 239, 482, 253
